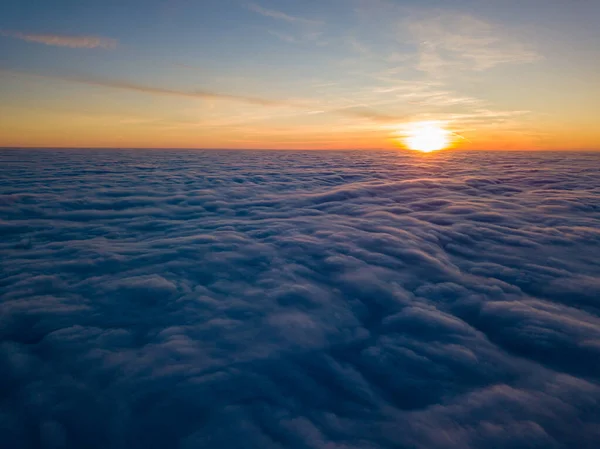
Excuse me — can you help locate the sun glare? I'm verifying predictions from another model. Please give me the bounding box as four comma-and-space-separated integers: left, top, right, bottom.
404, 122, 450, 153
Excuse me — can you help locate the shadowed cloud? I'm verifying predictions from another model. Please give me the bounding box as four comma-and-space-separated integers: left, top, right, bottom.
1, 149, 600, 448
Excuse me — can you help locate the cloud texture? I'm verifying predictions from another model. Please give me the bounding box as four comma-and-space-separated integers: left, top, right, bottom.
1, 149, 600, 448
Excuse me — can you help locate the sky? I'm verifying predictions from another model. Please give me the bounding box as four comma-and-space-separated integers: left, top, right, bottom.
0, 0, 599, 150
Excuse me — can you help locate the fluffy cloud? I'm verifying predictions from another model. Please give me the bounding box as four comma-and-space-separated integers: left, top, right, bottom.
1, 149, 599, 448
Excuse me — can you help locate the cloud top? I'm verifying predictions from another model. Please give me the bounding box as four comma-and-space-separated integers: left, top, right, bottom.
1, 149, 600, 448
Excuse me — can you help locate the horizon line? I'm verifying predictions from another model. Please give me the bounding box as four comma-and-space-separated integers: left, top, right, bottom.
1, 146, 599, 152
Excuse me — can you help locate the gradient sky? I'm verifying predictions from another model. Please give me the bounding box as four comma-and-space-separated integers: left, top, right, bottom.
1, 0, 599, 150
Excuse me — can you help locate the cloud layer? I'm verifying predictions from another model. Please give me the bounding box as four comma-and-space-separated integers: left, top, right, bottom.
0, 30, 117, 49
1, 149, 600, 448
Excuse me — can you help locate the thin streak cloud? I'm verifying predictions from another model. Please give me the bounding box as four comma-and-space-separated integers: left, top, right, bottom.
71, 77, 282, 106
0, 30, 117, 49
267, 30, 299, 44
332, 107, 404, 122
1, 70, 283, 107
1, 69, 402, 123
247, 3, 322, 26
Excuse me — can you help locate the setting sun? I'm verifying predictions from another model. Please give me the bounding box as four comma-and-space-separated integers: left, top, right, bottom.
404, 122, 451, 152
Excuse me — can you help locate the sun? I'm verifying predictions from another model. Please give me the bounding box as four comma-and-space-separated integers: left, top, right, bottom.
404, 122, 450, 153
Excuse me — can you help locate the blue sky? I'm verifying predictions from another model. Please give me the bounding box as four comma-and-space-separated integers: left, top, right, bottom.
1, 0, 599, 149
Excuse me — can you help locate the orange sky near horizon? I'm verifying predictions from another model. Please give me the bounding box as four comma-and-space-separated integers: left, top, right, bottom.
1, 1, 599, 151
2, 102, 598, 151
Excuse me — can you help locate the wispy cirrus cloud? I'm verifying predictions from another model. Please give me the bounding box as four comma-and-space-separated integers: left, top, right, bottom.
0, 69, 282, 106
1, 69, 403, 123
408, 13, 541, 75
370, 79, 483, 108
346, 36, 370, 55
0, 30, 117, 49
247, 3, 323, 26
267, 29, 299, 44
28, 72, 282, 106
248, 2, 325, 45
331, 106, 404, 122
267, 29, 324, 45
330, 9, 544, 133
